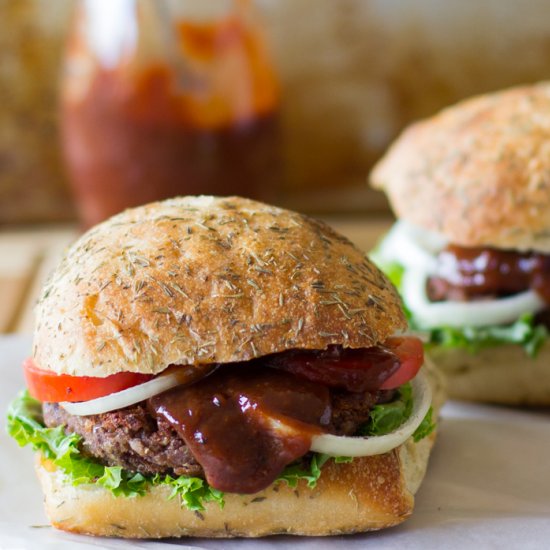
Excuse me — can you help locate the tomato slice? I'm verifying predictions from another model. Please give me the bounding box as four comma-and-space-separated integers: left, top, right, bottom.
379, 337, 424, 390
23, 358, 154, 403
265, 336, 424, 392
23, 337, 424, 403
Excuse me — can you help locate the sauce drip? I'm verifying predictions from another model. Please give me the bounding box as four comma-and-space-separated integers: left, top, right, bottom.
428, 245, 550, 303
149, 365, 331, 494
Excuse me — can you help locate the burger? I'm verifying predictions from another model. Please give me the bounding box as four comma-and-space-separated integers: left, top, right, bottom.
370, 82, 550, 405
7, 196, 442, 538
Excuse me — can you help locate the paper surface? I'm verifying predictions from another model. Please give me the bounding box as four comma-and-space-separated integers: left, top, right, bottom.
1, 334, 549, 549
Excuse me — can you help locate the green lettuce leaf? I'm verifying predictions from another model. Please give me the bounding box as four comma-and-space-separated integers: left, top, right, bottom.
277, 453, 331, 489
428, 314, 548, 357
412, 406, 436, 442
97, 467, 148, 498
368, 248, 405, 289
277, 453, 353, 489
7, 390, 81, 460
156, 474, 225, 511
6, 391, 224, 510
361, 383, 412, 436
360, 382, 434, 442
369, 258, 412, 318
379, 260, 406, 291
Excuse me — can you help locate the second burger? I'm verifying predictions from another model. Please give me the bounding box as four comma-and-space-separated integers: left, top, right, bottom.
371, 82, 550, 405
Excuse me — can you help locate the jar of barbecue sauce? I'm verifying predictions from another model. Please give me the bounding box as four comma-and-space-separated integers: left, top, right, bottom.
61, 0, 281, 228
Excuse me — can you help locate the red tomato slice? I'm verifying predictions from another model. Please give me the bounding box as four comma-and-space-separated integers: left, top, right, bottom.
23, 358, 154, 403
265, 336, 424, 392
379, 337, 424, 390
265, 346, 398, 392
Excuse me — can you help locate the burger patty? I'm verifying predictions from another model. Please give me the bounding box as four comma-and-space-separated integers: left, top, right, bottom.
43, 389, 392, 479
428, 245, 550, 303
43, 401, 204, 477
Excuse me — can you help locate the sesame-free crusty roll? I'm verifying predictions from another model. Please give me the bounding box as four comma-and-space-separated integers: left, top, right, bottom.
372, 82, 550, 252
34, 195, 406, 377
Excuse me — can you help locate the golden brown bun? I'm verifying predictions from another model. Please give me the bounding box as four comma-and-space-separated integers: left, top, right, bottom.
33, 196, 406, 377
35, 362, 445, 538
371, 82, 550, 251
36, 437, 432, 538
429, 340, 550, 405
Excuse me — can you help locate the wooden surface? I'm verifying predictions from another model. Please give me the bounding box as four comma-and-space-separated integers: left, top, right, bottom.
0, 218, 391, 334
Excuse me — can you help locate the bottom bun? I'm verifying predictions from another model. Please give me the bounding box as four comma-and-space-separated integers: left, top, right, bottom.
429, 340, 550, 405
36, 363, 445, 539
36, 437, 430, 538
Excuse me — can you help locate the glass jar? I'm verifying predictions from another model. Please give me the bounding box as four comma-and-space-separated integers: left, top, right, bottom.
61, 0, 281, 228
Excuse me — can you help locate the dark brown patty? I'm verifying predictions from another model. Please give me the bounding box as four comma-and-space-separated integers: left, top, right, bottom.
43, 402, 203, 478
427, 245, 550, 303
43, 388, 389, 479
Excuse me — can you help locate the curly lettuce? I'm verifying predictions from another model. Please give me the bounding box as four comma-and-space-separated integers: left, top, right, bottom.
6, 391, 221, 510
360, 382, 435, 442
428, 314, 548, 357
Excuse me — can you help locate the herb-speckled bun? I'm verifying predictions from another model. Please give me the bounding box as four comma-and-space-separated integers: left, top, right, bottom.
371, 82, 550, 251
35, 434, 434, 538
34, 196, 406, 377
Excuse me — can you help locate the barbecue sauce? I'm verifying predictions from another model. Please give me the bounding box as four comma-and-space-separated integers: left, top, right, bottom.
428, 245, 550, 303
149, 365, 331, 494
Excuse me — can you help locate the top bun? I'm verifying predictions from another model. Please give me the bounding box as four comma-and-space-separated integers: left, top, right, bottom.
34, 196, 405, 377
371, 82, 550, 251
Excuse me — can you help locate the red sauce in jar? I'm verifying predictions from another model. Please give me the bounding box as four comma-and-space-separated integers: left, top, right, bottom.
428, 245, 550, 303
62, 14, 280, 228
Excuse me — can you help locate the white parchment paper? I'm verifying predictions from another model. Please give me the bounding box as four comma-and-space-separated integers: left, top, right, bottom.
1, 335, 549, 550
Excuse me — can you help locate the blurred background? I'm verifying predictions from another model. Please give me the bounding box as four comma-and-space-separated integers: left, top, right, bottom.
5, 0, 550, 224
3, 0, 550, 331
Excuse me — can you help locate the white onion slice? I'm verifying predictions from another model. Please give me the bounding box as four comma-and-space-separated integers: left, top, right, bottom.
379, 221, 546, 328
402, 265, 546, 328
377, 221, 446, 272
60, 369, 204, 416
309, 371, 431, 457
